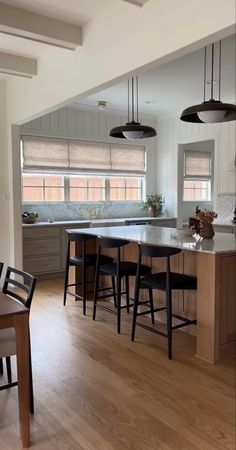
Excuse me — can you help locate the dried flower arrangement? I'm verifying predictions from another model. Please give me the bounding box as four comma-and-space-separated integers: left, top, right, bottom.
189, 205, 217, 235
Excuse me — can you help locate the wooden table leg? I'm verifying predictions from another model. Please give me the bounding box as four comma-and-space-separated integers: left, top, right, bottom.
14, 312, 30, 448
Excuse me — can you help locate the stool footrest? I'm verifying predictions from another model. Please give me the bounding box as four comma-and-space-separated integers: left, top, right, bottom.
135, 322, 168, 338
0, 381, 18, 391
96, 304, 116, 315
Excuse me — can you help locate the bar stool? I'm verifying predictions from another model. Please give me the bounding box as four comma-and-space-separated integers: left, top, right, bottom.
131, 244, 197, 359
63, 232, 113, 315
93, 238, 151, 334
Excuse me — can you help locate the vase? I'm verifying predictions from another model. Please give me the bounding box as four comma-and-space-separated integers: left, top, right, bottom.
200, 223, 215, 239
148, 206, 156, 217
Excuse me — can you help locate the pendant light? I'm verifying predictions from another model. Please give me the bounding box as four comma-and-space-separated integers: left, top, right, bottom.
180, 41, 236, 123
110, 77, 157, 139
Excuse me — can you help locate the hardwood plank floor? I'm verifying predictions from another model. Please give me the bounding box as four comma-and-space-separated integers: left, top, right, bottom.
0, 279, 235, 449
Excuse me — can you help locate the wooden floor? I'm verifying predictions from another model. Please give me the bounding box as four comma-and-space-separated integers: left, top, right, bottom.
0, 279, 235, 450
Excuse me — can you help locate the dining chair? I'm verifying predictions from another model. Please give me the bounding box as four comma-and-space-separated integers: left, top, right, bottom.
0, 261, 3, 375
0, 266, 36, 413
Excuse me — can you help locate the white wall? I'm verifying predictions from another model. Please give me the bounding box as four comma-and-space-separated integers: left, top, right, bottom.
21, 106, 157, 194
156, 118, 235, 226
0, 81, 11, 267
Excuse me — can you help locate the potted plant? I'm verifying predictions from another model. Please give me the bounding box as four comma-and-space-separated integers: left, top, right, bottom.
22, 211, 39, 224
141, 194, 165, 217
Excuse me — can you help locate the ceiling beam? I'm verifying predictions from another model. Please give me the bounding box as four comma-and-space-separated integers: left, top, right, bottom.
121, 0, 149, 6
0, 3, 82, 50
0, 51, 37, 78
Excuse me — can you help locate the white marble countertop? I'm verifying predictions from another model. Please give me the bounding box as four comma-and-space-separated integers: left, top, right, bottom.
22, 216, 176, 228
66, 225, 236, 254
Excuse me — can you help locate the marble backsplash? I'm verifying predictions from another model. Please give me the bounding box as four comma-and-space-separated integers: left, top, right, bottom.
215, 194, 235, 223
22, 201, 146, 222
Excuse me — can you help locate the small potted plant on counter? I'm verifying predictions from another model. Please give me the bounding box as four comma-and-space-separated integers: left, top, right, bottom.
22, 211, 39, 224
141, 194, 165, 217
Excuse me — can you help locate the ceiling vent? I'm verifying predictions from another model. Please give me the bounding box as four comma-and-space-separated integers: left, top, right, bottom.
121, 0, 149, 6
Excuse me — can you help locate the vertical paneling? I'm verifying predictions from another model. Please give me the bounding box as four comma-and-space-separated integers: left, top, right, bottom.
20, 106, 158, 194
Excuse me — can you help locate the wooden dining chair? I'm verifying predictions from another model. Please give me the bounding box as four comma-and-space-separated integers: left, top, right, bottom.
0, 261, 3, 375
0, 266, 36, 413
0, 261, 3, 278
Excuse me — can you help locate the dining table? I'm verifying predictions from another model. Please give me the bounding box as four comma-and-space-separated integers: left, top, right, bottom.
0, 292, 30, 448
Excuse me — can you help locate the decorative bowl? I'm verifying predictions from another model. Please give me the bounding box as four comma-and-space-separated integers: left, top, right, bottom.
22, 216, 37, 224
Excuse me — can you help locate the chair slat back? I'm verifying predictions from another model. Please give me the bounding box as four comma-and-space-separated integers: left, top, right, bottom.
0, 261, 3, 279
2, 266, 36, 309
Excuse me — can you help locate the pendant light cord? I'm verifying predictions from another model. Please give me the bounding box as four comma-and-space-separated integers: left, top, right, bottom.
131, 77, 134, 122
203, 47, 206, 102
211, 43, 214, 100
127, 79, 130, 122
136, 76, 139, 123
219, 40, 221, 101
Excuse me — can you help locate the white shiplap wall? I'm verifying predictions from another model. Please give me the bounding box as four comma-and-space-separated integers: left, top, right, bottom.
157, 117, 235, 220
21, 106, 158, 194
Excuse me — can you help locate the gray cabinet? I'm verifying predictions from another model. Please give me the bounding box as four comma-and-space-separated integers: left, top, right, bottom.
23, 226, 62, 276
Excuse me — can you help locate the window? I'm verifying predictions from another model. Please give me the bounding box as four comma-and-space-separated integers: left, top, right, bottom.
21, 136, 146, 203
22, 174, 64, 202
183, 150, 212, 201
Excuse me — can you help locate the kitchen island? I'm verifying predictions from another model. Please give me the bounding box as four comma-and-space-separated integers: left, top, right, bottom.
67, 225, 236, 365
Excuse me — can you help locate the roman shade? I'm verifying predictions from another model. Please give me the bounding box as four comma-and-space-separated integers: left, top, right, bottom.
22, 136, 146, 174
22, 136, 68, 169
184, 150, 212, 177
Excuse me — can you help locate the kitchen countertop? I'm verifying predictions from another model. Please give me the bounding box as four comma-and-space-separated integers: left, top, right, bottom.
22, 216, 176, 228
66, 224, 236, 254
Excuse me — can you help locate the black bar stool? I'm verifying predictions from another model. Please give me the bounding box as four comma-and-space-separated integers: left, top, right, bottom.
93, 238, 151, 334
63, 232, 113, 315
131, 244, 197, 359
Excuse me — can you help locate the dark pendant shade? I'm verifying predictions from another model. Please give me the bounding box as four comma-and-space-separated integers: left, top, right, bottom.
181, 42, 236, 124
181, 99, 236, 123
110, 121, 156, 139
109, 77, 157, 139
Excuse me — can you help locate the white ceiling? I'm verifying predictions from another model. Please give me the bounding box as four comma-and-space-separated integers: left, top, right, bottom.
0, 0, 116, 25
74, 35, 236, 118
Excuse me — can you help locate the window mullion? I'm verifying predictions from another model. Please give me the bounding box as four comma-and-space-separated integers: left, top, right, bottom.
64, 175, 69, 202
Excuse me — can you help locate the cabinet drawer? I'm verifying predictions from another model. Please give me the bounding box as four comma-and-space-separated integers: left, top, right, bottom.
23, 227, 60, 239
23, 255, 61, 274
23, 237, 60, 257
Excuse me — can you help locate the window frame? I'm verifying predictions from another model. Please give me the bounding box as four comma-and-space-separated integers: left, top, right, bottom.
22, 171, 145, 204
183, 149, 213, 202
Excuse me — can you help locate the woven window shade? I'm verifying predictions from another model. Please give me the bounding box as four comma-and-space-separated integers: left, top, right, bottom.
184, 150, 212, 177
111, 145, 145, 173
23, 136, 68, 169
69, 141, 111, 170
22, 136, 146, 174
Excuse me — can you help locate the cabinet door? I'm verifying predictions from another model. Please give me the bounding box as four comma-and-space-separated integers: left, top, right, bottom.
218, 122, 236, 194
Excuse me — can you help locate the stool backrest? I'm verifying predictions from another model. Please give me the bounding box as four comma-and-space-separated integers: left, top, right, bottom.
139, 244, 181, 258
98, 237, 129, 249
138, 244, 181, 276
2, 266, 36, 309
67, 232, 94, 242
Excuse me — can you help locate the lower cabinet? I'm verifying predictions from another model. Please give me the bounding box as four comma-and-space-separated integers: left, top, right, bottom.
23, 224, 89, 277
